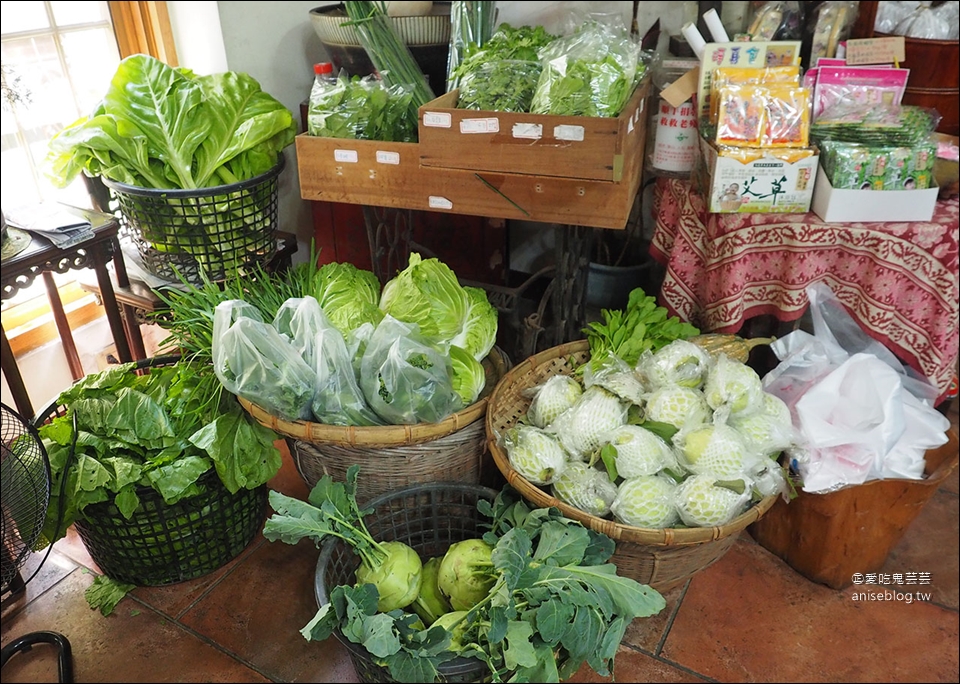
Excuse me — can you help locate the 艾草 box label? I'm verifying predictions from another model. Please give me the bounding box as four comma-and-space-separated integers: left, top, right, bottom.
697, 137, 819, 213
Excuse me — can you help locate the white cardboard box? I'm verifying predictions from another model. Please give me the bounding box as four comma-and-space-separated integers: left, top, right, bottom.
811, 165, 939, 222
696, 137, 819, 213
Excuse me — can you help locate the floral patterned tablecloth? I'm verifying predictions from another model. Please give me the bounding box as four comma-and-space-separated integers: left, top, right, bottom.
650, 177, 960, 402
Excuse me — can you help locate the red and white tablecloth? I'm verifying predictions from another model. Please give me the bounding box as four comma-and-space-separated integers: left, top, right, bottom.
650, 176, 960, 403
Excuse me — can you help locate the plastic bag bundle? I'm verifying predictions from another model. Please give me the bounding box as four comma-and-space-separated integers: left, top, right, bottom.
312, 319, 384, 427
457, 59, 543, 113
212, 300, 316, 422
530, 19, 643, 118
307, 70, 418, 142
271, 296, 329, 369
359, 315, 462, 425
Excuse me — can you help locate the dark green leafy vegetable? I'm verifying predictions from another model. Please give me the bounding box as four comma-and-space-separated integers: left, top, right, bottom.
85, 576, 137, 617
37, 361, 282, 545
308, 71, 418, 142
583, 287, 700, 373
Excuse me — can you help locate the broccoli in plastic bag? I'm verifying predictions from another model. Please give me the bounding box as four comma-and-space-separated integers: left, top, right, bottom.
359, 316, 463, 425
212, 300, 316, 421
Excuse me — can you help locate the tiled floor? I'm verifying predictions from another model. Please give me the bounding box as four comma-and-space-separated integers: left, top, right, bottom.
2, 402, 957, 683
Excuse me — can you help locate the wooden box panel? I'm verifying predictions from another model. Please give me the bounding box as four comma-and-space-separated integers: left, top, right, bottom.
417, 80, 650, 182
295, 130, 645, 230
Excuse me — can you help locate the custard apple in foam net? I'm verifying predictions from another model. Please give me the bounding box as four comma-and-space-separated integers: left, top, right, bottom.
526, 374, 583, 428
503, 425, 567, 485
552, 461, 619, 517
610, 475, 680, 528
761, 391, 792, 425
550, 386, 627, 459
729, 410, 795, 458
675, 474, 750, 527
639, 339, 713, 390
643, 385, 711, 430
703, 354, 764, 417
678, 423, 754, 479
604, 425, 679, 478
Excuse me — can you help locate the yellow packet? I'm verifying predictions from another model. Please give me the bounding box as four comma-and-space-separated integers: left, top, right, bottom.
715, 85, 765, 147
762, 85, 811, 147
710, 66, 800, 124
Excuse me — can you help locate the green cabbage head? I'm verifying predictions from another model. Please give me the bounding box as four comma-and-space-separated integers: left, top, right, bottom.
449, 344, 486, 406
450, 286, 498, 362
379, 253, 469, 343
313, 262, 383, 335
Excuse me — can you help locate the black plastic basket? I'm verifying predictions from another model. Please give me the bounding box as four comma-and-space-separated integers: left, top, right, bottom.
35, 355, 267, 587
315, 483, 499, 684
102, 155, 285, 285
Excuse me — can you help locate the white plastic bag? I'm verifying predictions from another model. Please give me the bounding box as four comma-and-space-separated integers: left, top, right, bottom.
762, 282, 950, 493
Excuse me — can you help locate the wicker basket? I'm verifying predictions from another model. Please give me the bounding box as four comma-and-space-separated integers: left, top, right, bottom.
241, 347, 510, 503
35, 356, 268, 587
484, 340, 777, 592
315, 482, 497, 684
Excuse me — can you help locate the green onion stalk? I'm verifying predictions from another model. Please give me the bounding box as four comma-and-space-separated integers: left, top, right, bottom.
446, 1, 498, 92
343, 1, 435, 109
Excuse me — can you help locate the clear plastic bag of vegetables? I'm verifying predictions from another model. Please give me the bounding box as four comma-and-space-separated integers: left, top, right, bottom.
312, 318, 384, 427
307, 70, 418, 143
457, 59, 543, 113
530, 18, 644, 117
271, 296, 328, 368
212, 300, 317, 421
359, 315, 463, 425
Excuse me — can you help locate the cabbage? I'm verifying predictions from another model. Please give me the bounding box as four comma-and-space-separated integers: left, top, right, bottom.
313, 262, 383, 335
526, 374, 583, 428
451, 286, 498, 362
379, 253, 469, 343
449, 344, 486, 406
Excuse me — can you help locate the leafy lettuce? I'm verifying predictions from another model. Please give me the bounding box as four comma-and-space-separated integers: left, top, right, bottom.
46, 54, 296, 190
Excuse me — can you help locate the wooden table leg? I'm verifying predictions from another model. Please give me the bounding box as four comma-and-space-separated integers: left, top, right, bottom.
1, 324, 33, 420
42, 271, 83, 381
110, 237, 146, 360
94, 246, 133, 364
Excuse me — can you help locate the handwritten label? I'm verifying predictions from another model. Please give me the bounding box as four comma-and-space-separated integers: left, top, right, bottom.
512, 123, 543, 139
845, 37, 905, 65
460, 118, 500, 134
333, 149, 358, 163
554, 125, 585, 142
428, 196, 453, 210
423, 111, 452, 128
376, 151, 400, 165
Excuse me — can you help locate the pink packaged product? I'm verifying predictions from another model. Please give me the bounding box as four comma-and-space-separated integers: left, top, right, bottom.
812, 66, 909, 120
802, 59, 893, 92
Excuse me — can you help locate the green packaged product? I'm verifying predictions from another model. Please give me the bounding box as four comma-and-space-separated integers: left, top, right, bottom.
811, 102, 940, 147
820, 140, 937, 190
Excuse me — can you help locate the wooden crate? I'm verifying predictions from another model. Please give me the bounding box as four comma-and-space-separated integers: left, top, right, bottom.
295, 128, 645, 230
417, 80, 650, 182
748, 428, 959, 590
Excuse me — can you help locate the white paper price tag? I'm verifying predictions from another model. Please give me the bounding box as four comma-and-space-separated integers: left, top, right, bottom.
512, 123, 543, 139
423, 112, 452, 128
460, 118, 500, 134
554, 125, 585, 142
428, 196, 453, 210
376, 151, 400, 165
334, 149, 358, 163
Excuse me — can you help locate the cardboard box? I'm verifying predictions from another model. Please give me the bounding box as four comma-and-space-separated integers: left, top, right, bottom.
295, 134, 643, 230
811, 165, 939, 222
416, 80, 649, 182
696, 137, 819, 213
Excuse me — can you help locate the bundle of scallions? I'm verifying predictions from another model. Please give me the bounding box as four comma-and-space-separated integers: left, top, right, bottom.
343, 1, 435, 108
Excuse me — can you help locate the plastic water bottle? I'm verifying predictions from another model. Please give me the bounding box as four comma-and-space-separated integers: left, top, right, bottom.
308, 62, 338, 136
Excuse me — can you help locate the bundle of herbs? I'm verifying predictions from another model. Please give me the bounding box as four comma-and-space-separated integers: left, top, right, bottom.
307, 71, 418, 142
265, 466, 666, 683
446, 0, 499, 92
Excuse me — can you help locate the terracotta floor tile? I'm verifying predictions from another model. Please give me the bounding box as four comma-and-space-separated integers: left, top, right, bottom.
881, 490, 959, 610
130, 537, 267, 619
661, 540, 960, 682
50, 526, 100, 573
269, 438, 311, 500
1, 549, 77, 622
622, 581, 688, 653
566, 646, 709, 683
177, 533, 360, 683
0, 569, 271, 683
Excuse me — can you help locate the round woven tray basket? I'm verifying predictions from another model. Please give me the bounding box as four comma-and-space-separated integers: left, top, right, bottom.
485, 339, 777, 592
240, 347, 510, 503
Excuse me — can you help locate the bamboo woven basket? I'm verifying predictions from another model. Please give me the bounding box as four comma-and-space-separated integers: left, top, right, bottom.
241, 348, 510, 503
485, 339, 777, 592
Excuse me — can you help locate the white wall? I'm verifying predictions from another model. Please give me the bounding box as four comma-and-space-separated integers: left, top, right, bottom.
168, 1, 229, 75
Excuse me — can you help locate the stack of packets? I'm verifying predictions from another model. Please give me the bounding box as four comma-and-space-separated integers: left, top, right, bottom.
812, 100, 941, 191
695, 64, 820, 213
